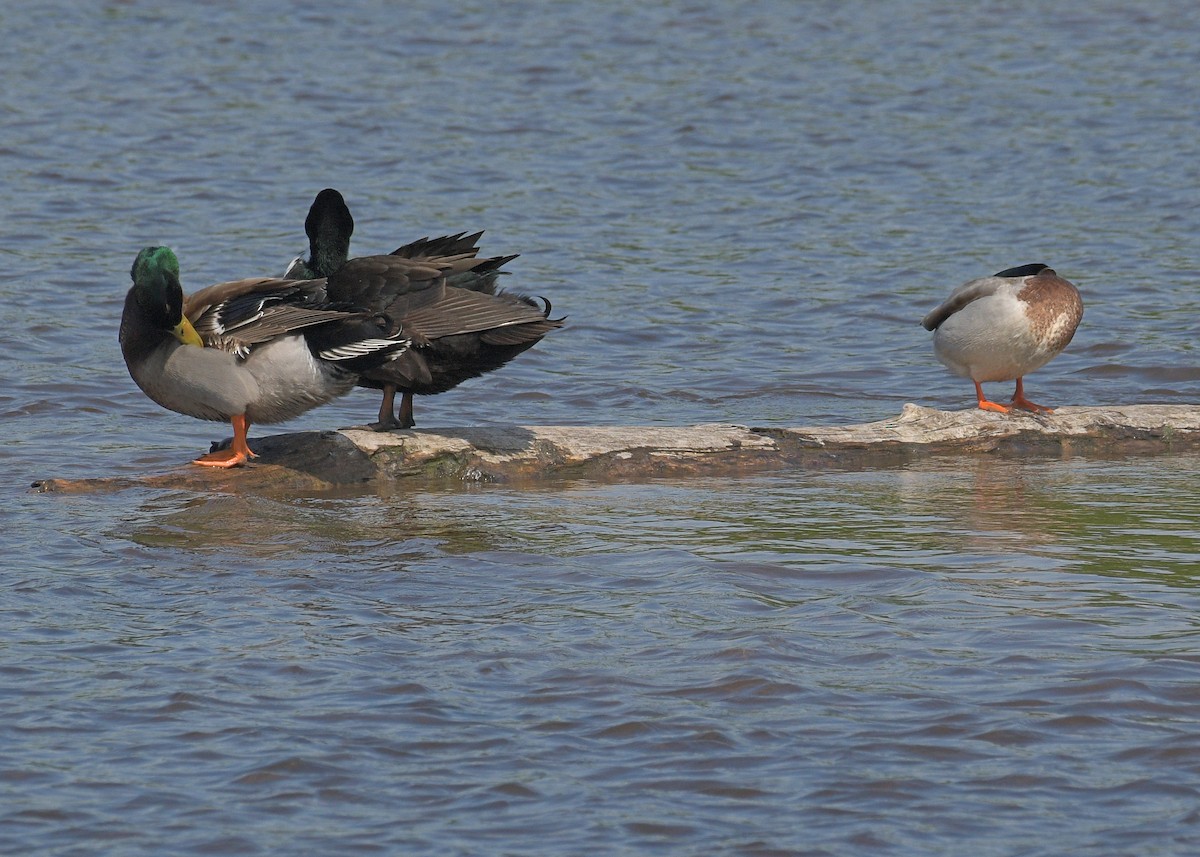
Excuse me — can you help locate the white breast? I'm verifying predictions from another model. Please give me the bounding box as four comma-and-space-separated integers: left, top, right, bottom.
931, 288, 1059, 382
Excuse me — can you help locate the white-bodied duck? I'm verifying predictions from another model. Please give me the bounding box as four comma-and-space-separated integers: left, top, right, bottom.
921, 263, 1083, 413
119, 246, 410, 467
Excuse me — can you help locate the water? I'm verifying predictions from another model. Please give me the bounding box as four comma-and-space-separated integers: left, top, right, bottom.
3, 1, 1200, 854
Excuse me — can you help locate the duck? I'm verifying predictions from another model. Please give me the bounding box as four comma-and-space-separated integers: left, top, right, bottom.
119, 246, 411, 467
921, 263, 1083, 413
283, 188, 517, 290
284, 188, 563, 430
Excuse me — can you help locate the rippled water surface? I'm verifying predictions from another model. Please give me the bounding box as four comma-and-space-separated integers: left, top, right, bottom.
3, 1, 1200, 854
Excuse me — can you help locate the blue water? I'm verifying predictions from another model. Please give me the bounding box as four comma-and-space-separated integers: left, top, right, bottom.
3, 1, 1200, 854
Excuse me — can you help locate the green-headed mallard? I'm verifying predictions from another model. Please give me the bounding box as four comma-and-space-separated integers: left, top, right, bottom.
285, 188, 563, 430
119, 246, 410, 467
921, 263, 1083, 413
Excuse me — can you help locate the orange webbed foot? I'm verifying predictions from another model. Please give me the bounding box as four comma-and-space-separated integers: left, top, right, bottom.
973, 381, 1011, 413
977, 400, 1011, 414
1011, 378, 1054, 413
192, 449, 250, 468
191, 414, 256, 467
1011, 396, 1054, 413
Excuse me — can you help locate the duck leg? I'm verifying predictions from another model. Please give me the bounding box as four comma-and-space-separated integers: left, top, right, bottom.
397, 391, 416, 429
368, 384, 402, 432
974, 381, 1011, 413
1010, 378, 1053, 413
193, 414, 257, 467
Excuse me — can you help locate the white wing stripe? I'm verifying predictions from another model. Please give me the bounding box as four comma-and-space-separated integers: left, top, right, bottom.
318, 338, 410, 361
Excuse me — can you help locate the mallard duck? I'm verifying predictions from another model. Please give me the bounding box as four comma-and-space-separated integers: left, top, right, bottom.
284, 188, 516, 290
119, 246, 410, 467
285, 188, 563, 430
921, 263, 1083, 413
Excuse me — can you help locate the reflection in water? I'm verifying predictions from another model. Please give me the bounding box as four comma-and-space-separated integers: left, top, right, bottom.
16, 454, 1200, 856
115, 452, 1200, 586
896, 456, 1076, 554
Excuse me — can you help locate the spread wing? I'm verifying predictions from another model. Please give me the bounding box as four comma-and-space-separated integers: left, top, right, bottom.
184, 276, 371, 357
399, 288, 562, 343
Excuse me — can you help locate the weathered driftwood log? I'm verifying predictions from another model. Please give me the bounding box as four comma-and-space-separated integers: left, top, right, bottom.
32, 404, 1200, 493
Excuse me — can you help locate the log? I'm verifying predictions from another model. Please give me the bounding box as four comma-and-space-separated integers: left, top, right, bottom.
31, 404, 1200, 493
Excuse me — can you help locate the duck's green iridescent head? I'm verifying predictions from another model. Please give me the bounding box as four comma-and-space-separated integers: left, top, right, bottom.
129, 246, 202, 346
131, 245, 180, 286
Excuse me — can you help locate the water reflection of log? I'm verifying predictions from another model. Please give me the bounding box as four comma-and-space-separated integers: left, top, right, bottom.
33, 404, 1200, 492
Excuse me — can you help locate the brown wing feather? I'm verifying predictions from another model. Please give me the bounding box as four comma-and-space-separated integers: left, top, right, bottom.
921, 277, 1004, 331
183, 275, 366, 353
479, 318, 563, 346
390, 231, 485, 260
379, 349, 433, 386
209, 305, 360, 346
184, 277, 294, 321
399, 287, 559, 342
324, 255, 449, 307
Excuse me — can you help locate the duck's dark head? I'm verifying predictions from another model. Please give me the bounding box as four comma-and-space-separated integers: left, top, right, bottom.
303, 188, 355, 277
994, 263, 1050, 279
124, 246, 202, 346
